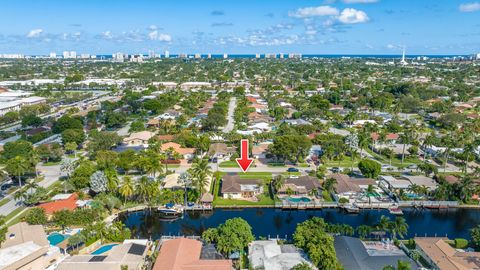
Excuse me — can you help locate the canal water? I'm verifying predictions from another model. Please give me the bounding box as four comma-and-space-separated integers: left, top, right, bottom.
119, 208, 480, 240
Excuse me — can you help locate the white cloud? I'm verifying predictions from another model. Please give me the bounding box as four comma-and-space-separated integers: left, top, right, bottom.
459, 2, 480, 12
102, 31, 113, 39
26, 29, 43, 38
148, 30, 172, 42
289, 6, 339, 18
337, 8, 369, 24
342, 0, 378, 3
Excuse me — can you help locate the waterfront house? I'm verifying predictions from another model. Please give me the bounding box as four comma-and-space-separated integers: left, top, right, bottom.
277, 176, 322, 197
123, 131, 156, 147
153, 238, 231, 270
328, 174, 376, 201
400, 175, 438, 190
0, 222, 63, 270
248, 240, 315, 270
57, 242, 148, 270
379, 175, 412, 191
334, 236, 418, 270
221, 174, 263, 199
415, 237, 480, 270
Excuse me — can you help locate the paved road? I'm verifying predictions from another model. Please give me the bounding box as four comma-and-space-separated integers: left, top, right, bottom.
0, 162, 63, 216
221, 97, 237, 133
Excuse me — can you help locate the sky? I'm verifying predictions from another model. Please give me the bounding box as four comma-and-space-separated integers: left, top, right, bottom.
0, 0, 479, 55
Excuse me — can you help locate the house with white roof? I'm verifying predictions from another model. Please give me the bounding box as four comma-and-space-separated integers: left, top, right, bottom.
248, 240, 315, 270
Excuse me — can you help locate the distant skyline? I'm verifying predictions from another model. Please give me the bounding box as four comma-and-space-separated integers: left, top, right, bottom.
0, 0, 479, 55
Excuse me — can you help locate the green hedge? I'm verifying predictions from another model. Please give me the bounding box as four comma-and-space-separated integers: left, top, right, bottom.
454, 238, 469, 249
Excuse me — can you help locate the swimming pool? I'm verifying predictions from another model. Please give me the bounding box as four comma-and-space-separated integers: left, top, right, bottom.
47, 233, 68, 246
287, 197, 311, 203
91, 244, 118, 255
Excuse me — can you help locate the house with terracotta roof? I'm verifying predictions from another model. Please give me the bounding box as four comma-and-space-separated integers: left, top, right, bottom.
37, 193, 79, 215
415, 237, 480, 270
161, 142, 196, 160
371, 132, 399, 145
221, 175, 263, 199
153, 238, 232, 270
123, 131, 156, 147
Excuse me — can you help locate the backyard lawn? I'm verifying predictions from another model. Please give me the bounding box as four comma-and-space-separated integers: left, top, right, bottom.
212, 172, 275, 206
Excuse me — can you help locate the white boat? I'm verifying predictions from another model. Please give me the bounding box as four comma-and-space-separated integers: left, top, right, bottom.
389, 206, 403, 215
344, 204, 360, 214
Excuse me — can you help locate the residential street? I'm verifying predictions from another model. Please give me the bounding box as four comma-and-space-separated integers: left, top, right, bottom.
221, 97, 236, 133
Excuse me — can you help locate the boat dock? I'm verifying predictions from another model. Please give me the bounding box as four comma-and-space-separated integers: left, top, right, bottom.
274, 200, 458, 210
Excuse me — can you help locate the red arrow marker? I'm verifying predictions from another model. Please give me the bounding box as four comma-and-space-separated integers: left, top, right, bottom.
236, 139, 253, 172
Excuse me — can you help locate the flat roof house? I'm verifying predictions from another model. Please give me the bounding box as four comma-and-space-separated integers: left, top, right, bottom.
248, 240, 315, 270
153, 238, 232, 270
0, 222, 62, 270
57, 242, 148, 270
415, 237, 480, 270
221, 174, 263, 200
334, 236, 418, 270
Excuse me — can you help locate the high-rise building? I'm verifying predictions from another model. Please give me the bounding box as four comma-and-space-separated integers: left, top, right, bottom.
223, 53, 228, 59
164, 50, 170, 58
62, 51, 70, 58
80, 54, 90, 59
113, 52, 125, 62
255, 54, 260, 59
279, 53, 284, 59
69, 51, 77, 59
49, 52, 57, 58
207, 53, 212, 59
400, 47, 408, 65
194, 53, 201, 59
148, 50, 155, 58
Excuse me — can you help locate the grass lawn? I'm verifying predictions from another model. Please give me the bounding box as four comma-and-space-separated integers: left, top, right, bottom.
298, 163, 310, 168
324, 156, 358, 168
212, 172, 275, 206
0, 197, 9, 207
42, 161, 61, 166
219, 161, 240, 168
6, 208, 28, 226
267, 163, 286, 167
5, 206, 26, 225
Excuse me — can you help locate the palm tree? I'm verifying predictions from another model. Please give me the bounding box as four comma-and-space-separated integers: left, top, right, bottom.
178, 172, 192, 206
400, 126, 416, 164
136, 176, 151, 204
366, 184, 375, 204
146, 153, 163, 178
357, 225, 372, 240
119, 176, 134, 204
5, 156, 29, 187
323, 177, 337, 194
377, 215, 391, 233
390, 217, 409, 240
191, 158, 212, 199
459, 177, 475, 203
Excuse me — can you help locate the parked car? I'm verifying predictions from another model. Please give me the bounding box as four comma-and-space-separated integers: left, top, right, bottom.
287, 167, 299, 173
331, 167, 341, 173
